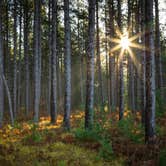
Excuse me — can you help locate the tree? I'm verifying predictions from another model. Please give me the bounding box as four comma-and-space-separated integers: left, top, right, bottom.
63, 0, 71, 129
24, 0, 30, 115
85, 0, 96, 130
50, 0, 57, 124
13, 0, 18, 118
18, 0, 22, 112
145, 0, 156, 143
117, 0, 124, 120
140, 0, 146, 124
96, 0, 104, 106
34, 0, 41, 122
154, 0, 163, 91
0, 0, 4, 127
108, 0, 115, 111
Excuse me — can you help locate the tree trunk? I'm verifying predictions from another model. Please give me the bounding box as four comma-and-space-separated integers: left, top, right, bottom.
48, 0, 52, 114
105, 1, 111, 112
77, 0, 84, 105
18, 1, 22, 112
108, 0, 115, 111
140, 0, 146, 124
50, 0, 57, 124
24, 0, 30, 115
34, 0, 41, 122
0, 0, 4, 127
96, 0, 104, 106
13, 0, 17, 118
85, 0, 96, 130
145, 0, 156, 143
154, 0, 163, 91
64, 0, 71, 130
117, 0, 124, 120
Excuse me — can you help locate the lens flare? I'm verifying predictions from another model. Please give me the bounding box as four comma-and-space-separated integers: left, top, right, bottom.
120, 35, 130, 49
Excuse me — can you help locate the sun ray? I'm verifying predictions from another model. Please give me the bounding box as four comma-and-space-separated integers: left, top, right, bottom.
129, 32, 144, 42
129, 42, 146, 50
110, 38, 121, 44
118, 48, 125, 63
110, 44, 121, 53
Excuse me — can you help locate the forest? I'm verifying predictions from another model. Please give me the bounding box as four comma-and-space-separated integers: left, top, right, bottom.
0, 0, 166, 165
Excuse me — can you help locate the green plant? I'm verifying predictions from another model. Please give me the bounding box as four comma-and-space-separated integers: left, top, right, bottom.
23, 124, 42, 143
13, 120, 21, 130
98, 138, 113, 159
57, 160, 67, 166
156, 89, 165, 118
159, 149, 166, 166
74, 128, 100, 142
118, 116, 144, 143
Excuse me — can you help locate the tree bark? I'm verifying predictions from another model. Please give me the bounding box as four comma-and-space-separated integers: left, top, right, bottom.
154, 0, 163, 91
0, 0, 4, 127
50, 0, 57, 124
145, 0, 156, 143
13, 0, 18, 118
64, 0, 71, 130
34, 0, 41, 122
24, 0, 30, 115
117, 0, 124, 120
85, 0, 96, 130
96, 0, 104, 106
140, 0, 146, 124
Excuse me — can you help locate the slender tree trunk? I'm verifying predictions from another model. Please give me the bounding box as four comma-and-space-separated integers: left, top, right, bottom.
24, 0, 30, 115
140, 0, 146, 124
105, 1, 110, 112
117, 0, 124, 120
77, 0, 84, 105
85, 0, 96, 130
13, 0, 18, 118
34, 0, 41, 122
48, 0, 52, 114
154, 0, 163, 91
108, 0, 115, 111
96, 0, 104, 106
18, 2, 22, 112
64, 0, 71, 130
145, 0, 156, 143
0, 0, 4, 127
50, 0, 57, 124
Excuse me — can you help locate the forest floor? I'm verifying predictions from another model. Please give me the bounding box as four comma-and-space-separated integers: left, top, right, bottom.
0, 108, 166, 166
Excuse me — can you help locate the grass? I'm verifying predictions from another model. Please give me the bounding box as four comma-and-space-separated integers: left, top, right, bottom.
0, 109, 166, 165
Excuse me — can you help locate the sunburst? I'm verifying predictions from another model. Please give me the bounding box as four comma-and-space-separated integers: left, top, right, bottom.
109, 26, 146, 71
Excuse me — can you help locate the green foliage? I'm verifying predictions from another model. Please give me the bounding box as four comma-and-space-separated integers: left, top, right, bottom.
74, 128, 101, 142
98, 138, 113, 159
13, 121, 22, 130
159, 149, 166, 166
57, 160, 67, 166
74, 107, 114, 161
156, 89, 165, 118
118, 115, 144, 143
23, 124, 42, 143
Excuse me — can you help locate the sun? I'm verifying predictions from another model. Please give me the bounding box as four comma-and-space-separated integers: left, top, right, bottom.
120, 35, 130, 50
109, 26, 146, 69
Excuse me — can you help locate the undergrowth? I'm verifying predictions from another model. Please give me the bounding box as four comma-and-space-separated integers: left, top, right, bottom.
117, 113, 144, 144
